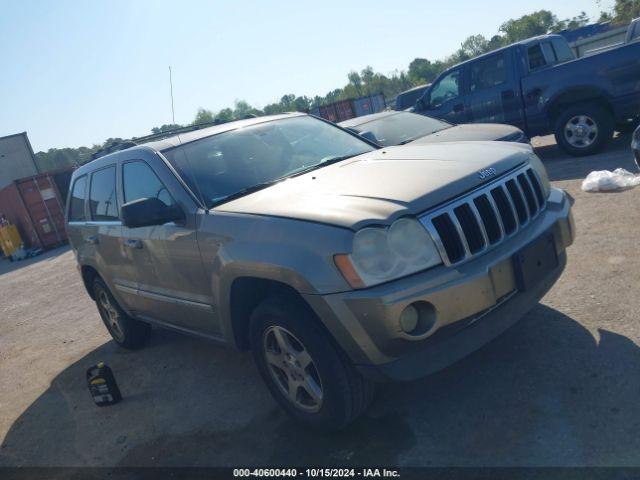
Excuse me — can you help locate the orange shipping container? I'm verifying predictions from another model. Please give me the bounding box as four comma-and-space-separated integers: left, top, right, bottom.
0, 169, 73, 250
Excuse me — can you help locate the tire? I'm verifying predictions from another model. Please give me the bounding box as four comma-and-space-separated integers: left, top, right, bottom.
250, 295, 374, 431
554, 104, 613, 156
93, 277, 151, 349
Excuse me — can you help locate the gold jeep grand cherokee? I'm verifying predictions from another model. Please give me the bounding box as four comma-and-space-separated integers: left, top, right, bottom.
66, 113, 573, 430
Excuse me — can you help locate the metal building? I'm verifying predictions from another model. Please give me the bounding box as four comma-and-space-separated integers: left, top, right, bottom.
0, 132, 40, 190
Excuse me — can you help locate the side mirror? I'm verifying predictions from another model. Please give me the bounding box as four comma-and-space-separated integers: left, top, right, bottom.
359, 130, 379, 143
121, 198, 184, 228
416, 95, 430, 111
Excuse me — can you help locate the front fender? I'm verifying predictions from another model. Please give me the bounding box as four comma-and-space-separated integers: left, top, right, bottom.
196, 212, 356, 340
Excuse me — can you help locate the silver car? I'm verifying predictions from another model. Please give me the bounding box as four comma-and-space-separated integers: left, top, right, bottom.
339, 111, 528, 146
66, 113, 574, 430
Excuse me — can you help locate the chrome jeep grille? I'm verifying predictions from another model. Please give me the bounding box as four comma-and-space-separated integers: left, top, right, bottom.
419, 165, 547, 266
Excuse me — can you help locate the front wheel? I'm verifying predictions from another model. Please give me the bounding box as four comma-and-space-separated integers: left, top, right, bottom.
554, 104, 613, 156
250, 295, 374, 431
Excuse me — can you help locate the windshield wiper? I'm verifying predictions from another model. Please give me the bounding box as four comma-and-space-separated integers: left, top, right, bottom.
211, 154, 360, 207
211, 179, 284, 207
397, 127, 452, 145
289, 154, 359, 177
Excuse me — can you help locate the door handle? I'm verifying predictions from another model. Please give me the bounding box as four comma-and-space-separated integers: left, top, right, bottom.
85, 235, 98, 245
453, 103, 464, 113
527, 88, 542, 100
123, 238, 143, 249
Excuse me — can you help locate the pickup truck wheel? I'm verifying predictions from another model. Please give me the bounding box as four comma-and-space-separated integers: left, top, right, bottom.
554, 104, 613, 156
93, 278, 151, 349
250, 295, 374, 430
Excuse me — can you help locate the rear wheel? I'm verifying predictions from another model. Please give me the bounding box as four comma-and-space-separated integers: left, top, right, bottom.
250, 295, 374, 431
93, 278, 151, 349
554, 104, 613, 156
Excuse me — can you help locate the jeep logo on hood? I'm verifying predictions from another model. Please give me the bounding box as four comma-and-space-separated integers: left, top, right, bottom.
478, 167, 497, 180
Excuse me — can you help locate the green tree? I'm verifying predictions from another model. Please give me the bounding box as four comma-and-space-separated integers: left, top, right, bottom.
216, 108, 234, 122
556, 11, 590, 31
192, 108, 215, 124
499, 10, 559, 43
347, 71, 363, 96
293, 96, 312, 112
151, 123, 183, 134
233, 99, 256, 118
459, 34, 491, 58
610, 0, 640, 24
408, 58, 442, 84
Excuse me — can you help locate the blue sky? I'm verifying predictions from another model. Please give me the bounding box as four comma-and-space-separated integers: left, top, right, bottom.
0, 0, 610, 151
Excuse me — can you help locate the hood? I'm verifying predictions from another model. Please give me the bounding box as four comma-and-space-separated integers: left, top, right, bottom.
410, 123, 524, 145
216, 141, 533, 230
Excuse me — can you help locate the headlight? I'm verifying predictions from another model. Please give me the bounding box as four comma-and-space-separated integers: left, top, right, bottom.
336, 218, 442, 288
528, 153, 551, 198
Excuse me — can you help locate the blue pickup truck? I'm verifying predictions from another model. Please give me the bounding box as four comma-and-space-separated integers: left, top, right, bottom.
414, 29, 640, 156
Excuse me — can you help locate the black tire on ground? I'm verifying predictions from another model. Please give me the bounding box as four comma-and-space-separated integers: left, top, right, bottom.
553, 104, 614, 157
93, 277, 151, 349
249, 295, 374, 431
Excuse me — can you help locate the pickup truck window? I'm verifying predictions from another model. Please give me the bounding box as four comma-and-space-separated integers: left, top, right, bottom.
430, 70, 460, 108
541, 42, 556, 63
626, 19, 639, 42
550, 38, 574, 63
529, 39, 574, 71
469, 53, 507, 92
527, 44, 547, 71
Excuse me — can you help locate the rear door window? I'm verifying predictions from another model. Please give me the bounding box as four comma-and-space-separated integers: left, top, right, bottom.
68, 175, 87, 222
469, 53, 507, 92
528, 44, 547, 71
89, 166, 118, 221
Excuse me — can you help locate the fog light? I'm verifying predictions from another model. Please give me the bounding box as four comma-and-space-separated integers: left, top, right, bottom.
399, 305, 419, 333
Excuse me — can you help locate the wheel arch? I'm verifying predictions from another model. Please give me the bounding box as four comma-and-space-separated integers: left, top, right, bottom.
546, 86, 613, 125
80, 264, 100, 300
227, 276, 319, 351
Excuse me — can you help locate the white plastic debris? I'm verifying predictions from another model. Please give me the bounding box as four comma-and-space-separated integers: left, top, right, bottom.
581, 168, 640, 192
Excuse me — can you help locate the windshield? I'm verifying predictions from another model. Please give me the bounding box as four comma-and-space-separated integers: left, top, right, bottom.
163, 116, 376, 208
350, 112, 451, 146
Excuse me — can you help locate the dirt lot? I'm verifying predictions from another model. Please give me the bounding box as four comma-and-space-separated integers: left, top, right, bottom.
1, 133, 639, 467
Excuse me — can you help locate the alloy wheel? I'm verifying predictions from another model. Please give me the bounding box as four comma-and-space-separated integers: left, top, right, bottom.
263, 325, 323, 413
564, 115, 598, 148
98, 290, 125, 342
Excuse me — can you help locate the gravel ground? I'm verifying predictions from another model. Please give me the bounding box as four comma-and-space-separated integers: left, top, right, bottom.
1, 133, 639, 467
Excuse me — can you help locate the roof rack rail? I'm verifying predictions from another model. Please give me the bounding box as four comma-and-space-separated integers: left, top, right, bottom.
90, 121, 220, 160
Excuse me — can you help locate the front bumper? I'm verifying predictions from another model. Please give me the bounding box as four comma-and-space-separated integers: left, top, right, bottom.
304, 188, 574, 381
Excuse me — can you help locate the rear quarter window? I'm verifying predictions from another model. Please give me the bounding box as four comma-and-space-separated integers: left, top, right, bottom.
68, 175, 87, 222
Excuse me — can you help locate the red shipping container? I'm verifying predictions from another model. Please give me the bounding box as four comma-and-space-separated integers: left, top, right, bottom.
0, 169, 73, 250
